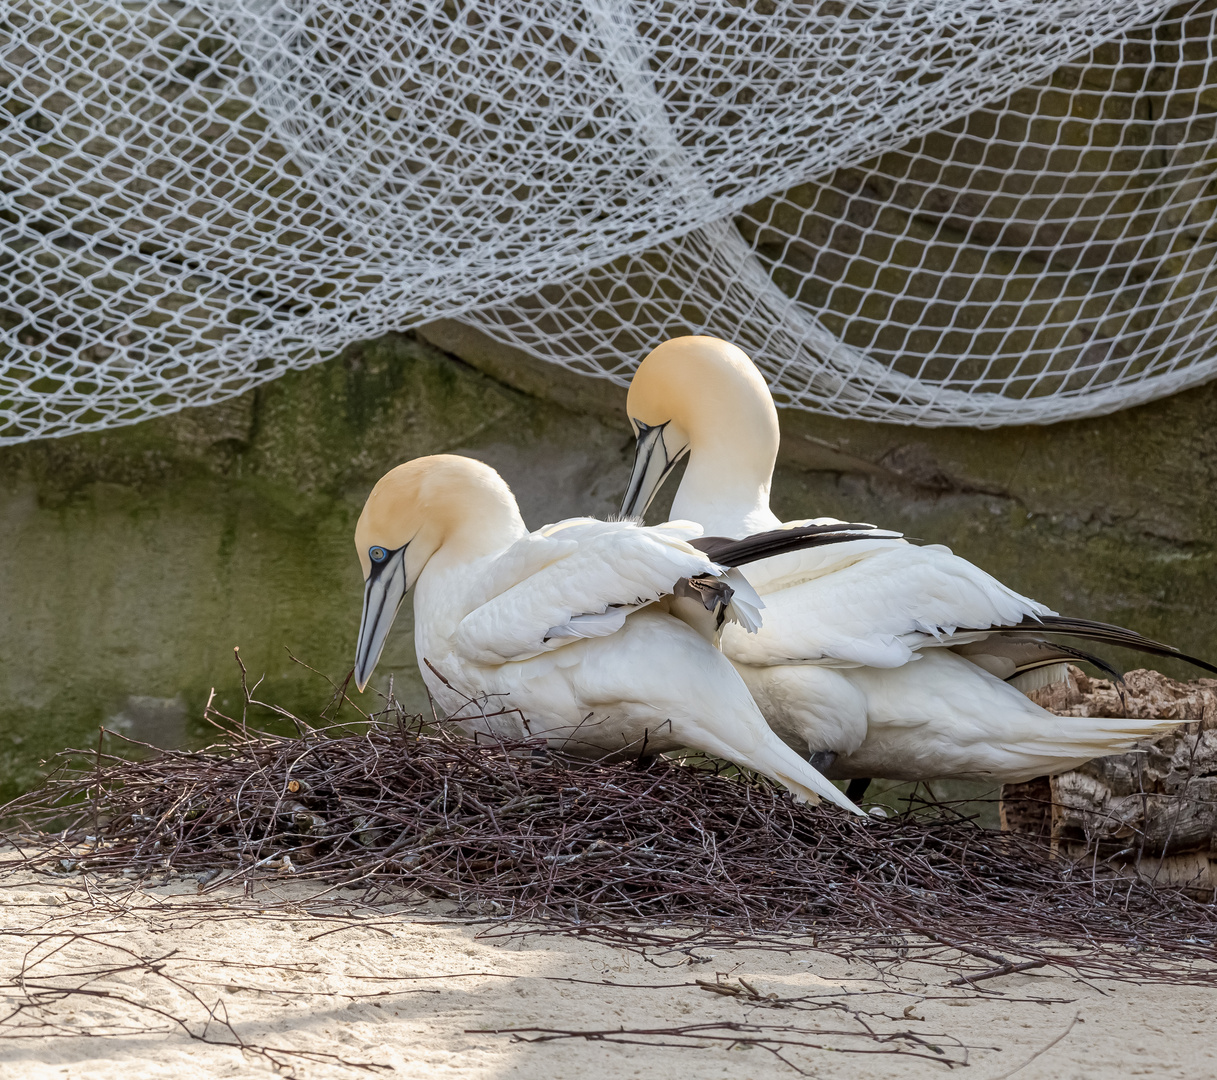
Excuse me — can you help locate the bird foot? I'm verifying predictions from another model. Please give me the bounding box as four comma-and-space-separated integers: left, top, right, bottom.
808, 750, 837, 773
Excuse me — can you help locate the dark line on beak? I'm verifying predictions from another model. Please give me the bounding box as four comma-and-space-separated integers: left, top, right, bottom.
357, 575, 391, 672
622, 420, 680, 519
356, 543, 409, 683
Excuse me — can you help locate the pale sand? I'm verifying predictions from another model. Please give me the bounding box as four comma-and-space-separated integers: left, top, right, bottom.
1, 875, 1213, 1080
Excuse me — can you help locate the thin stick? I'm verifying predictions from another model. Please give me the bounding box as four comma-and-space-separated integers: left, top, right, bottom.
985, 1012, 1079, 1080
947, 961, 1047, 987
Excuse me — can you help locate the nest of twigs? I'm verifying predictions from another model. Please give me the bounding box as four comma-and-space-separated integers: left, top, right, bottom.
4, 681, 1217, 984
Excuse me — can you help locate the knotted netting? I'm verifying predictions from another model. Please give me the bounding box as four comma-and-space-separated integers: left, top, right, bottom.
4, 0, 1217, 441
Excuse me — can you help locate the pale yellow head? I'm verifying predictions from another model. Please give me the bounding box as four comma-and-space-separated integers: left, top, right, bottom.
353, 454, 524, 690
621, 336, 780, 527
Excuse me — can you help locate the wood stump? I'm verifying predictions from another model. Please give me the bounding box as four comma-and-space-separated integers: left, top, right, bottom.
1000, 668, 1217, 897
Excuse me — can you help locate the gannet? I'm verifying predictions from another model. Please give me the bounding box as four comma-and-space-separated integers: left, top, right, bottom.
620, 336, 1217, 788
351, 453, 869, 813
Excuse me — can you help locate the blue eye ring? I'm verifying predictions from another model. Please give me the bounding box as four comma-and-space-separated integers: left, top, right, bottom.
369, 546, 387, 563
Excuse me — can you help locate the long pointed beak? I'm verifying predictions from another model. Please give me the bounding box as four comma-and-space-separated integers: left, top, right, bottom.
354, 546, 408, 692
620, 421, 682, 520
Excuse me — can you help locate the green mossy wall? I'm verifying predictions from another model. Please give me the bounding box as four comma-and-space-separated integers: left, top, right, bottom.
1, 323, 1216, 807
0, 334, 630, 801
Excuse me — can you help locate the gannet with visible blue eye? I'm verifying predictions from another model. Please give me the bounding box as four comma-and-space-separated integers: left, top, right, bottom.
620, 336, 1217, 788
352, 453, 869, 813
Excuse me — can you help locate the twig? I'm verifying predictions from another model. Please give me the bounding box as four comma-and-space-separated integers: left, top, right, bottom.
947, 961, 1047, 987
984, 1012, 1079, 1080
2, 652, 1216, 991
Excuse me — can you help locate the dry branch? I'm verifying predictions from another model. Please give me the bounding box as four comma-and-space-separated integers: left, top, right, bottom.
2, 682, 1216, 989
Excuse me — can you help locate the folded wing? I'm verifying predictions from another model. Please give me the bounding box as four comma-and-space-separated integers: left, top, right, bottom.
454, 519, 724, 664
725, 542, 1053, 669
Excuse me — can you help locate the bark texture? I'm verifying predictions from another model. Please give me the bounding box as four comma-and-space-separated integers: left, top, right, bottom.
1002, 667, 1217, 895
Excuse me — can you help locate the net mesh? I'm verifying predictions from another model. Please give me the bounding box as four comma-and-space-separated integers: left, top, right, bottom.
3, 0, 1216, 442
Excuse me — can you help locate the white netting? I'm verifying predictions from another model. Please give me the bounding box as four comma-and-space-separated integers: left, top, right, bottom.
3, 0, 1217, 441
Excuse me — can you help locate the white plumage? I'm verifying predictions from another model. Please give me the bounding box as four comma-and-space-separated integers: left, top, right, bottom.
621, 337, 1202, 784
447, 517, 710, 664
352, 454, 861, 812
723, 536, 1052, 671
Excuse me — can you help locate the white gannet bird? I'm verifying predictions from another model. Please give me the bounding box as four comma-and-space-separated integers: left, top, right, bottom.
351, 453, 869, 813
619, 336, 1217, 791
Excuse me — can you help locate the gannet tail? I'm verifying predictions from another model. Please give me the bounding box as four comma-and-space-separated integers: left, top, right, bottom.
992, 708, 1211, 780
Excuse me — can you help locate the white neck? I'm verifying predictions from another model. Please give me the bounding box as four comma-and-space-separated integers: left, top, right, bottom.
413, 524, 525, 652
670, 445, 781, 539
413, 503, 528, 624
427, 515, 528, 585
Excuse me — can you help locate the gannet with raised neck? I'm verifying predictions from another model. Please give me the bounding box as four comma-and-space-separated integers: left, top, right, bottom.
352, 453, 866, 813
621, 335, 782, 538
620, 336, 1217, 787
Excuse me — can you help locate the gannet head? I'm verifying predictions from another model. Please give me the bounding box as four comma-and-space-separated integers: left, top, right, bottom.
620, 336, 780, 520
352, 454, 522, 691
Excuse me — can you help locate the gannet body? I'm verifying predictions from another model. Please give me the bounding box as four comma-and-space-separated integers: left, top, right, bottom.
352, 454, 863, 812
621, 337, 1217, 784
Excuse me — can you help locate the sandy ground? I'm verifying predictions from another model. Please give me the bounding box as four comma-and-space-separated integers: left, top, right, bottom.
1, 874, 1214, 1080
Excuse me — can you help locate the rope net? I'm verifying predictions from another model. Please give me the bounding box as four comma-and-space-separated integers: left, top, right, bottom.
3, 1, 1217, 442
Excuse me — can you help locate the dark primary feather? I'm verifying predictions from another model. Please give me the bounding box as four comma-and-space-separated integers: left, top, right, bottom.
975, 615, 1217, 678
690, 522, 891, 567
957, 636, 1124, 684
1013, 639, 1123, 684
689, 525, 1217, 678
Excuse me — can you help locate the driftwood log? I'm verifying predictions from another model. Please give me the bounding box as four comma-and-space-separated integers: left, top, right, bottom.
1001, 668, 1217, 895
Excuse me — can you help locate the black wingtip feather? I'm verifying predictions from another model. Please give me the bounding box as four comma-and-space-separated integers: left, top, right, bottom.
1014, 640, 1124, 684
692, 522, 894, 568
988, 614, 1217, 679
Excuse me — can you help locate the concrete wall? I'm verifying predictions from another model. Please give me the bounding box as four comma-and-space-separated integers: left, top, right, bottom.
2, 324, 1216, 801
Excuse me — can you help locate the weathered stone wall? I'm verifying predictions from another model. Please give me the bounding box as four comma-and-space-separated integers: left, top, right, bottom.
0, 333, 631, 799
2, 324, 1216, 803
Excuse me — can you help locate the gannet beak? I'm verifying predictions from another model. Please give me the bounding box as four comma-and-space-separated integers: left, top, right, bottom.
354, 544, 409, 692
621, 420, 683, 520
